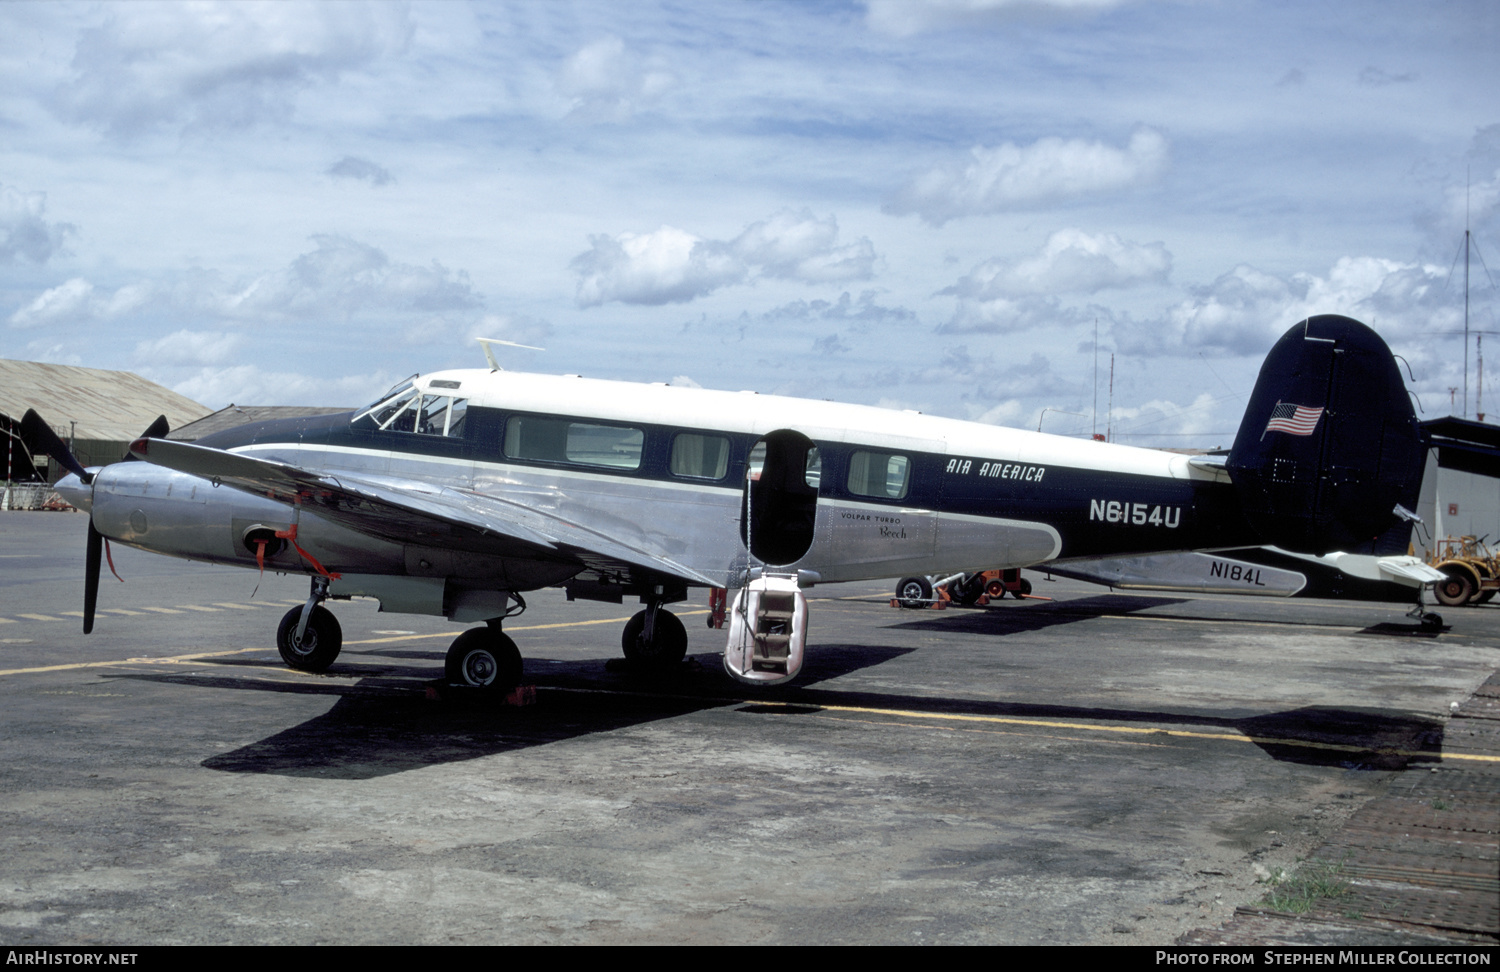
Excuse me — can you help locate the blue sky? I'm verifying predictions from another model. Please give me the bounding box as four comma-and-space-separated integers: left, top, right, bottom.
2, 0, 1497, 445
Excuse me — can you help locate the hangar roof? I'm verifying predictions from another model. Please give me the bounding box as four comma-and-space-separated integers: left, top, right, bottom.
0, 358, 210, 442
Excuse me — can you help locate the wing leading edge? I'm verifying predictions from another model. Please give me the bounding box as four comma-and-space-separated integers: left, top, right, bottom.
128, 437, 719, 588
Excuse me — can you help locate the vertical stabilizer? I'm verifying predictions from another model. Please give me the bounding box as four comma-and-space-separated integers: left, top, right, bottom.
1226, 315, 1424, 555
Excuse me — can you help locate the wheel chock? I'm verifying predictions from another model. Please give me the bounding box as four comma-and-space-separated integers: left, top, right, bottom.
425, 682, 536, 705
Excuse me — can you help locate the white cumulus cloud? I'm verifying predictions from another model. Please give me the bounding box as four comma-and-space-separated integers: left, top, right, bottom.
134, 330, 247, 366
51, 1, 412, 136
946, 229, 1171, 298
886, 129, 1168, 225
940, 294, 1076, 334
8, 236, 481, 329
169, 365, 395, 409
327, 156, 393, 186
865, 0, 1129, 36
10, 277, 98, 328
1117, 256, 1459, 358
1, 184, 75, 265
572, 210, 876, 307
556, 36, 674, 123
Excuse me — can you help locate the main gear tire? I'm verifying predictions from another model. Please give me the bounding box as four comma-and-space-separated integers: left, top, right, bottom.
276, 605, 343, 672
896, 576, 933, 610
445, 628, 523, 695
622, 609, 688, 669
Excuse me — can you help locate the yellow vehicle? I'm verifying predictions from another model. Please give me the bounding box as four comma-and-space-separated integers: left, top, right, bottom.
1430, 536, 1499, 607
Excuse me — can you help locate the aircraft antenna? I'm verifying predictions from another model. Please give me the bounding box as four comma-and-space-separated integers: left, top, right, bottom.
1107, 353, 1115, 443
1092, 317, 1099, 438
475, 337, 545, 371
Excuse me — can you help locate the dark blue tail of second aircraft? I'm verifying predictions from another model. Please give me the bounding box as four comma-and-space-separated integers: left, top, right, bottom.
1226, 315, 1426, 556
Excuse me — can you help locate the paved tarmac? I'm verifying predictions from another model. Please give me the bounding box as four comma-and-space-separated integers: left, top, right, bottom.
1, 510, 1496, 945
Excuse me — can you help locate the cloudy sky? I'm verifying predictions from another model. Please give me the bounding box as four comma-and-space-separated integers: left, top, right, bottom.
2, 0, 1497, 446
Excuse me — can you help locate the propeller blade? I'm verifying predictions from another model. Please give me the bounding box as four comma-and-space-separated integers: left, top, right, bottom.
141, 414, 169, 439
18, 409, 90, 482
120, 415, 169, 463
84, 521, 102, 634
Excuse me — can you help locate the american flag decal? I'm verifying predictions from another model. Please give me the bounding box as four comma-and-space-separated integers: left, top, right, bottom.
1264, 402, 1323, 436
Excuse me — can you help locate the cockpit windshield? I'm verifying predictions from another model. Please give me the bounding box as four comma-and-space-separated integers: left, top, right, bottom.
352, 378, 467, 438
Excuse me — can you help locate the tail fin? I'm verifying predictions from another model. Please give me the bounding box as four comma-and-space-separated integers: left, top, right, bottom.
1227, 315, 1425, 555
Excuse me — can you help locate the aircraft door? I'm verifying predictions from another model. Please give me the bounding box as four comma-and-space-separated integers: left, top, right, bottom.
740, 430, 820, 566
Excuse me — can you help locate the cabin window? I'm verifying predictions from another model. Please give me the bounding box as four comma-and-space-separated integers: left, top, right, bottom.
847, 450, 909, 500
504, 416, 643, 470
671, 433, 730, 480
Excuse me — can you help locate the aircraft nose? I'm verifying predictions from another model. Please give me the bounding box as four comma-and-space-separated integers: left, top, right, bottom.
53, 471, 95, 513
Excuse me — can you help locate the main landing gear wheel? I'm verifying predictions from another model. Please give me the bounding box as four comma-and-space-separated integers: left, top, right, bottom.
896, 576, 932, 610
445, 628, 523, 696
276, 605, 343, 672
622, 609, 688, 669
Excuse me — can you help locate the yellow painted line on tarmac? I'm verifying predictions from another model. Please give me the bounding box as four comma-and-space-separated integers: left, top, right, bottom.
0, 610, 717, 674
745, 699, 1500, 765
212, 602, 260, 610
102, 608, 146, 616
140, 606, 184, 614
4, 629, 1492, 767
1107, 613, 1362, 631
175, 605, 220, 612
342, 609, 713, 645
0, 617, 14, 624
0, 646, 266, 677
17, 614, 62, 622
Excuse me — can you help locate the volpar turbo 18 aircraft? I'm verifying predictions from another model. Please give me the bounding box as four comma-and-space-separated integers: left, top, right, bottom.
27, 314, 1428, 694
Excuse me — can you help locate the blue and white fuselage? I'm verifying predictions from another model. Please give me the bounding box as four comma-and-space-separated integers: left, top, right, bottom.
53, 315, 1428, 688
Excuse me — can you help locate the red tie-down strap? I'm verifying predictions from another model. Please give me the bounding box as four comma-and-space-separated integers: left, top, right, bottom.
104, 538, 124, 582
273, 524, 342, 580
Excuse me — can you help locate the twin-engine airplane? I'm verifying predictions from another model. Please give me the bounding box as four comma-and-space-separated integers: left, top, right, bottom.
27, 314, 1428, 694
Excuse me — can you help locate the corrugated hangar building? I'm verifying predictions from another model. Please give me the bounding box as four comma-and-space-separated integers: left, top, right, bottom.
1415, 416, 1500, 554
0, 358, 211, 485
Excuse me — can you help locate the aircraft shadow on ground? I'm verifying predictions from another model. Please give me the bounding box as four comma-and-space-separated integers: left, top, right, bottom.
99, 629, 1446, 779
888, 594, 1192, 636
780, 664, 1444, 771
111, 644, 916, 780
892, 593, 1445, 639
